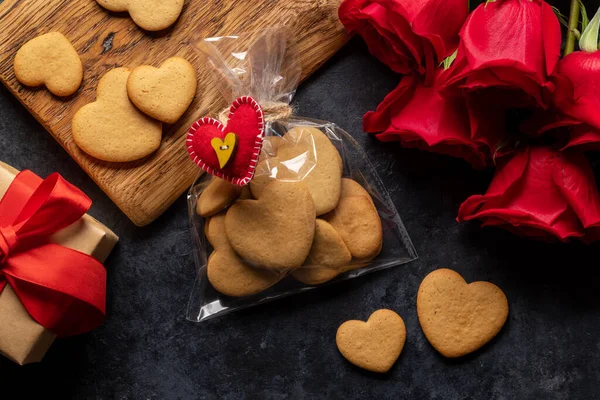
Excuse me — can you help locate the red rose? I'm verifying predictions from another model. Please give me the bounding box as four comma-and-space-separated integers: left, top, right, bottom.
553, 51, 600, 132
363, 73, 494, 168
562, 125, 600, 151
520, 110, 600, 151
441, 0, 561, 108
338, 0, 468, 75
518, 51, 600, 150
463, 89, 515, 161
458, 146, 600, 242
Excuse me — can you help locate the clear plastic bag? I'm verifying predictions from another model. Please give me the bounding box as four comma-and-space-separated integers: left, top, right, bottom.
186, 29, 417, 322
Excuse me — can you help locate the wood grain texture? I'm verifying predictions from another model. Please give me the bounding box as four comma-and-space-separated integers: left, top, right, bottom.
0, 0, 347, 226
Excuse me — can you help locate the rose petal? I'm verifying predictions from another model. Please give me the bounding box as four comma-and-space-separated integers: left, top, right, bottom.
339, 0, 418, 73
364, 74, 489, 168
460, 0, 559, 81
552, 150, 600, 240
563, 125, 600, 151
339, 0, 467, 75
553, 51, 600, 131
441, 0, 561, 108
520, 110, 600, 151
464, 89, 512, 159
458, 147, 600, 242
542, 0, 562, 75
375, 0, 468, 62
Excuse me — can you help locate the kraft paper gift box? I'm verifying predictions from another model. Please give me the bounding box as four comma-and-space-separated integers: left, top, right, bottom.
0, 161, 118, 365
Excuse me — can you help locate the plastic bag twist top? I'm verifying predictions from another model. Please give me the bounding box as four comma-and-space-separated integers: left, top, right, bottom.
196, 28, 301, 123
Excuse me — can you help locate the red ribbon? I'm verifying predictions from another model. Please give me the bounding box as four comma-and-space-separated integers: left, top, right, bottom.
0, 170, 106, 337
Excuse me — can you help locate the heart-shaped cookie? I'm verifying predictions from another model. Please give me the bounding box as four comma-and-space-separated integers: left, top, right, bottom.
225, 180, 316, 271
196, 177, 243, 217
292, 219, 352, 285
325, 195, 382, 260
293, 262, 371, 286
187, 96, 264, 186
72, 68, 162, 162
96, 0, 184, 31
340, 178, 375, 206
14, 32, 83, 97
417, 269, 509, 358
250, 126, 343, 215
204, 212, 230, 249
260, 135, 286, 158
127, 57, 197, 124
205, 213, 281, 297
336, 309, 406, 373
239, 186, 253, 200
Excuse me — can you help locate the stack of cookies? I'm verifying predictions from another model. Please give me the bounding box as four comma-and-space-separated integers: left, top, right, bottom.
196, 126, 384, 297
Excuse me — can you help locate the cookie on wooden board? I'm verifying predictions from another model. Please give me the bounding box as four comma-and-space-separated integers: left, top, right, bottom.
250, 126, 343, 216
72, 67, 162, 162
417, 268, 509, 358
225, 180, 316, 271
336, 309, 406, 373
95, 0, 184, 31
127, 57, 197, 124
14, 32, 83, 97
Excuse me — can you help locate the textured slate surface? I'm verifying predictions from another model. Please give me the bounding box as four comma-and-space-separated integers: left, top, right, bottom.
1, 36, 600, 399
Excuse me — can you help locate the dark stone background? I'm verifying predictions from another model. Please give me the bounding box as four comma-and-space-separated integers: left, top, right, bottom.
1, 2, 600, 398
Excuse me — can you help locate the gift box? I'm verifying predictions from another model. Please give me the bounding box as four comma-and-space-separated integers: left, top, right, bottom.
0, 161, 118, 365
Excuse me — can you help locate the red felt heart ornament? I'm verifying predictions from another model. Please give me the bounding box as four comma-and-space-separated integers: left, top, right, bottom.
187, 96, 264, 185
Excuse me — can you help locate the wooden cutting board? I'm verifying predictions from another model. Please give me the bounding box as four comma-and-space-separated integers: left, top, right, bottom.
0, 0, 347, 226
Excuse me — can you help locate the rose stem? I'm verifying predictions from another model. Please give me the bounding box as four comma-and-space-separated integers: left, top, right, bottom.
565, 0, 580, 55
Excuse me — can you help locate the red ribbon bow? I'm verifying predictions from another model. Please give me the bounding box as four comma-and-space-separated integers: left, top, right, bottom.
0, 170, 106, 337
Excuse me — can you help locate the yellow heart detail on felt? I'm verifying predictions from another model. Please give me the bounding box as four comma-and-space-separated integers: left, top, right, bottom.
211, 133, 237, 169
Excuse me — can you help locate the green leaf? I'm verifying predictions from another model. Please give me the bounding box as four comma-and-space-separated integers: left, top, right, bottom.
579, 0, 589, 32
442, 49, 458, 70
579, 6, 600, 52
552, 6, 569, 29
